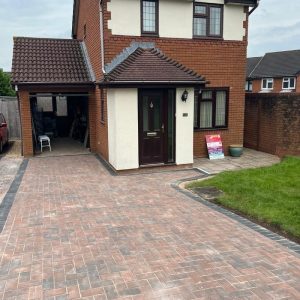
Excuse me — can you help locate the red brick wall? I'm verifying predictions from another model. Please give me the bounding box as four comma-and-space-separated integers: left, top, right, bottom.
18, 90, 33, 157
75, 0, 249, 158
244, 93, 300, 157
75, 0, 108, 160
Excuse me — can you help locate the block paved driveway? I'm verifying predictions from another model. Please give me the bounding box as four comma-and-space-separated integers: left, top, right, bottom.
0, 155, 299, 299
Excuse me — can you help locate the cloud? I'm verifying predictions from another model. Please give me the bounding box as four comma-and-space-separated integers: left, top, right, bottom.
248, 0, 300, 57
0, 0, 73, 71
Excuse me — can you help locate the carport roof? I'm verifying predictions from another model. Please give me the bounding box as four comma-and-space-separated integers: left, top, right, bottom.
11, 37, 93, 85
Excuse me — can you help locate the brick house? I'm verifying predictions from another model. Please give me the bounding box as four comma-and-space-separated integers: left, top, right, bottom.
246, 50, 300, 93
12, 0, 258, 171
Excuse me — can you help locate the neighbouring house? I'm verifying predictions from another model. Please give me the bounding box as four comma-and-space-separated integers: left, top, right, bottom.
11, 0, 258, 171
246, 50, 300, 93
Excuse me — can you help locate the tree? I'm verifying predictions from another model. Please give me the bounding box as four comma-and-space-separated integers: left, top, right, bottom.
0, 69, 16, 96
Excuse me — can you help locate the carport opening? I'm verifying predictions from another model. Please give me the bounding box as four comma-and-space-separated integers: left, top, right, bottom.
30, 93, 90, 156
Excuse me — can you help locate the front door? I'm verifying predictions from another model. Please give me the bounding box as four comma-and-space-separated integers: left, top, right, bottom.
139, 89, 175, 165
139, 91, 164, 165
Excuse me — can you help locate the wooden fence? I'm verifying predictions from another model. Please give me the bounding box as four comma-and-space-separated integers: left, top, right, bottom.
0, 96, 21, 139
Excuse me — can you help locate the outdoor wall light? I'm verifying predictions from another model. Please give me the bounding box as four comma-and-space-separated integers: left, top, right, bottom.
181, 89, 189, 102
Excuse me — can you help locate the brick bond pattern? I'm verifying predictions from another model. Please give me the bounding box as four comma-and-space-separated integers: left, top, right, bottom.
74, 0, 249, 158
244, 93, 300, 157
0, 155, 299, 299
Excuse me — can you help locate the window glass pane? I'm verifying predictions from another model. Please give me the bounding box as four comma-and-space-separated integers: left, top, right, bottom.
142, 96, 149, 131
143, 0, 156, 32
202, 90, 212, 99
200, 101, 212, 128
37, 97, 53, 112
195, 5, 206, 14
56, 96, 68, 117
267, 80, 273, 89
167, 90, 175, 162
249, 81, 253, 91
193, 17, 206, 36
290, 78, 295, 88
152, 97, 161, 131
245, 81, 248, 91
210, 7, 221, 35
194, 93, 198, 127
215, 91, 226, 126
283, 80, 289, 89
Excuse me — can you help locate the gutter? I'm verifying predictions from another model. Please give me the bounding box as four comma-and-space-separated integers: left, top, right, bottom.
249, 0, 259, 15
99, 0, 106, 75
97, 80, 208, 87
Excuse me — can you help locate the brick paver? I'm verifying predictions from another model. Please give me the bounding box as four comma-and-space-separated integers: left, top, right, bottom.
0, 155, 299, 299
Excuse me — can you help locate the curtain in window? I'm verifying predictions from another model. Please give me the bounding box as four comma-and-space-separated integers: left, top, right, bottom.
200, 101, 212, 128
143, 1, 156, 32
215, 91, 226, 126
193, 18, 206, 36
210, 7, 221, 35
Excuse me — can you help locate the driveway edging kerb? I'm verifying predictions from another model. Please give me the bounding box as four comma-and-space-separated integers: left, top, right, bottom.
172, 177, 300, 256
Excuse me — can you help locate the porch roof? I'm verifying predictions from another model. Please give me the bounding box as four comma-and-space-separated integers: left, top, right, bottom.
101, 48, 206, 87
11, 37, 93, 87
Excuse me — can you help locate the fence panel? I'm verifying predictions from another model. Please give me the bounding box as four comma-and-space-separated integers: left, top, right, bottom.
0, 96, 21, 139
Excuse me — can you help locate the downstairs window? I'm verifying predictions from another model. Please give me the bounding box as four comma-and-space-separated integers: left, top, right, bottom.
194, 88, 229, 130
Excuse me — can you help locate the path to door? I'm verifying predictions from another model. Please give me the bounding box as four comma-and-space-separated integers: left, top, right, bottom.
0, 155, 299, 299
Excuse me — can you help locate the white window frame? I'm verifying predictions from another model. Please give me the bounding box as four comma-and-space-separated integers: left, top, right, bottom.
261, 78, 274, 90
282, 77, 296, 90
245, 80, 253, 92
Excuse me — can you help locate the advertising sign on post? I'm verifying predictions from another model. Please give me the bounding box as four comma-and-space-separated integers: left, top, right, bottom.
205, 135, 224, 160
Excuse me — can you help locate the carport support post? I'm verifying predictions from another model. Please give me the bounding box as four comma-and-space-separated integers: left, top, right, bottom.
19, 90, 33, 156
88, 90, 97, 153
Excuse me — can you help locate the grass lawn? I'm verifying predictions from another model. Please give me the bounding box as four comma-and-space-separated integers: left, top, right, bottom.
187, 156, 300, 240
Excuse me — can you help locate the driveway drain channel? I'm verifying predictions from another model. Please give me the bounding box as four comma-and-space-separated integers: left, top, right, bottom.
0, 159, 28, 232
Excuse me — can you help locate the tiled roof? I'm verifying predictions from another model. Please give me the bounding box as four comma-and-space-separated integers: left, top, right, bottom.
12, 37, 92, 84
246, 56, 262, 78
248, 50, 300, 79
104, 48, 205, 84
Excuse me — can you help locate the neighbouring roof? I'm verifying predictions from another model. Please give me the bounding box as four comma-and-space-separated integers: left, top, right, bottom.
247, 50, 300, 79
225, 0, 258, 6
246, 56, 262, 78
12, 37, 93, 85
103, 48, 206, 85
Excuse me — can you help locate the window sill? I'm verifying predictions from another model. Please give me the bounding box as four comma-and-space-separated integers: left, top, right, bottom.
141, 33, 159, 38
193, 36, 224, 41
194, 127, 228, 132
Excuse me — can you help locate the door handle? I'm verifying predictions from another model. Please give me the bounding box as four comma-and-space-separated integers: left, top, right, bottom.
161, 124, 165, 133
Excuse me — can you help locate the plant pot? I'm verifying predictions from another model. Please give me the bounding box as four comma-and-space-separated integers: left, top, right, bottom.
229, 145, 243, 157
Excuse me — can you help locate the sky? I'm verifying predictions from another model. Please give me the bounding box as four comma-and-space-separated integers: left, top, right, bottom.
1, 0, 300, 71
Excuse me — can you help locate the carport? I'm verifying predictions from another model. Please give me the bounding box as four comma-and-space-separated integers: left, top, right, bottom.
11, 37, 97, 157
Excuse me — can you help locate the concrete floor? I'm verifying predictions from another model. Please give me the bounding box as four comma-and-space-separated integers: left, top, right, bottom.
35, 137, 90, 157
194, 148, 281, 175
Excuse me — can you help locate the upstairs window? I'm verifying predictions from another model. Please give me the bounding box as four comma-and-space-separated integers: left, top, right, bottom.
193, 2, 223, 38
194, 89, 228, 130
282, 77, 296, 90
261, 78, 273, 90
141, 0, 158, 35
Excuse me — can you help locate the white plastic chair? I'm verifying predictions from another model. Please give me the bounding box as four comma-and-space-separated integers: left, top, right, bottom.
38, 135, 51, 152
